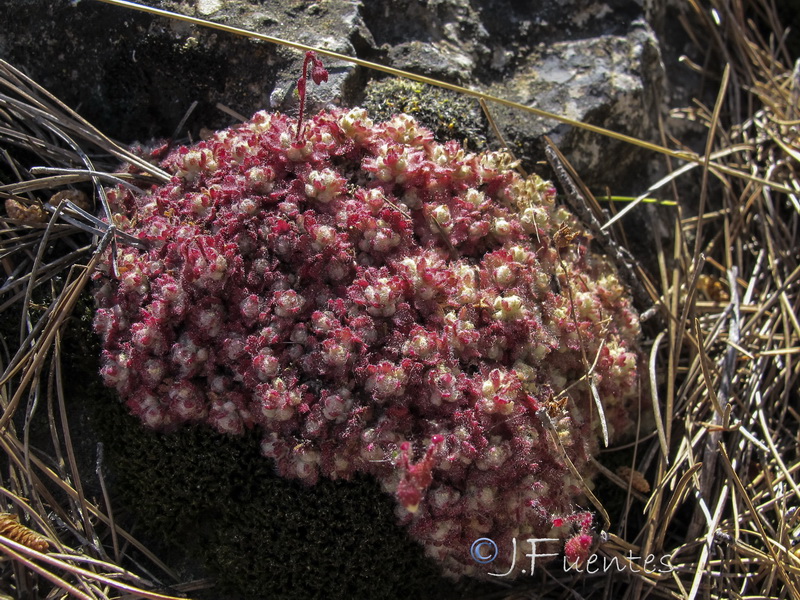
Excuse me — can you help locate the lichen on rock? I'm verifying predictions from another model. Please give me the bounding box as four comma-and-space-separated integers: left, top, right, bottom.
93, 101, 643, 579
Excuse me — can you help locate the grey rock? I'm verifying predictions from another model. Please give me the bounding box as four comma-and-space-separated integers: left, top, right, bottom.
486, 19, 665, 189
0, 0, 367, 142
361, 0, 488, 82
360, 0, 666, 189
0, 0, 666, 190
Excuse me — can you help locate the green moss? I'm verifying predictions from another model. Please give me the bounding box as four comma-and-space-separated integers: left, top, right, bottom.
362, 78, 489, 151
61, 292, 494, 600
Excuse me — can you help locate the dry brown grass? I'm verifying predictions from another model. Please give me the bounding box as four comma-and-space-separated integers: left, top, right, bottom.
595, 2, 799, 598
0, 59, 191, 599
529, 1, 799, 597
519, 2, 799, 598
0, 0, 798, 597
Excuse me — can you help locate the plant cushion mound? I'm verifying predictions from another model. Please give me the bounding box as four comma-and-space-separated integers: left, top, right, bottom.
94, 106, 643, 578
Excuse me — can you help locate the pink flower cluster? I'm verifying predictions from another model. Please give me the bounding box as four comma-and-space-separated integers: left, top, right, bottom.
94, 106, 642, 578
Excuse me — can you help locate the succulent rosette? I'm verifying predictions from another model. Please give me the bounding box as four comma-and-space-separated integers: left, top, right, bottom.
94, 105, 643, 578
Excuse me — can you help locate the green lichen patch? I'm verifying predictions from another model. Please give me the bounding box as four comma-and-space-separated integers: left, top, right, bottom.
363, 78, 488, 150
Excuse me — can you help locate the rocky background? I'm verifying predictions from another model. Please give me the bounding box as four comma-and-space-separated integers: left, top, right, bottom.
1, 0, 689, 189
0, 0, 758, 598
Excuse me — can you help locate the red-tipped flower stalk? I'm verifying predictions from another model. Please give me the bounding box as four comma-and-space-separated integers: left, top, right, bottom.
296, 51, 329, 141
